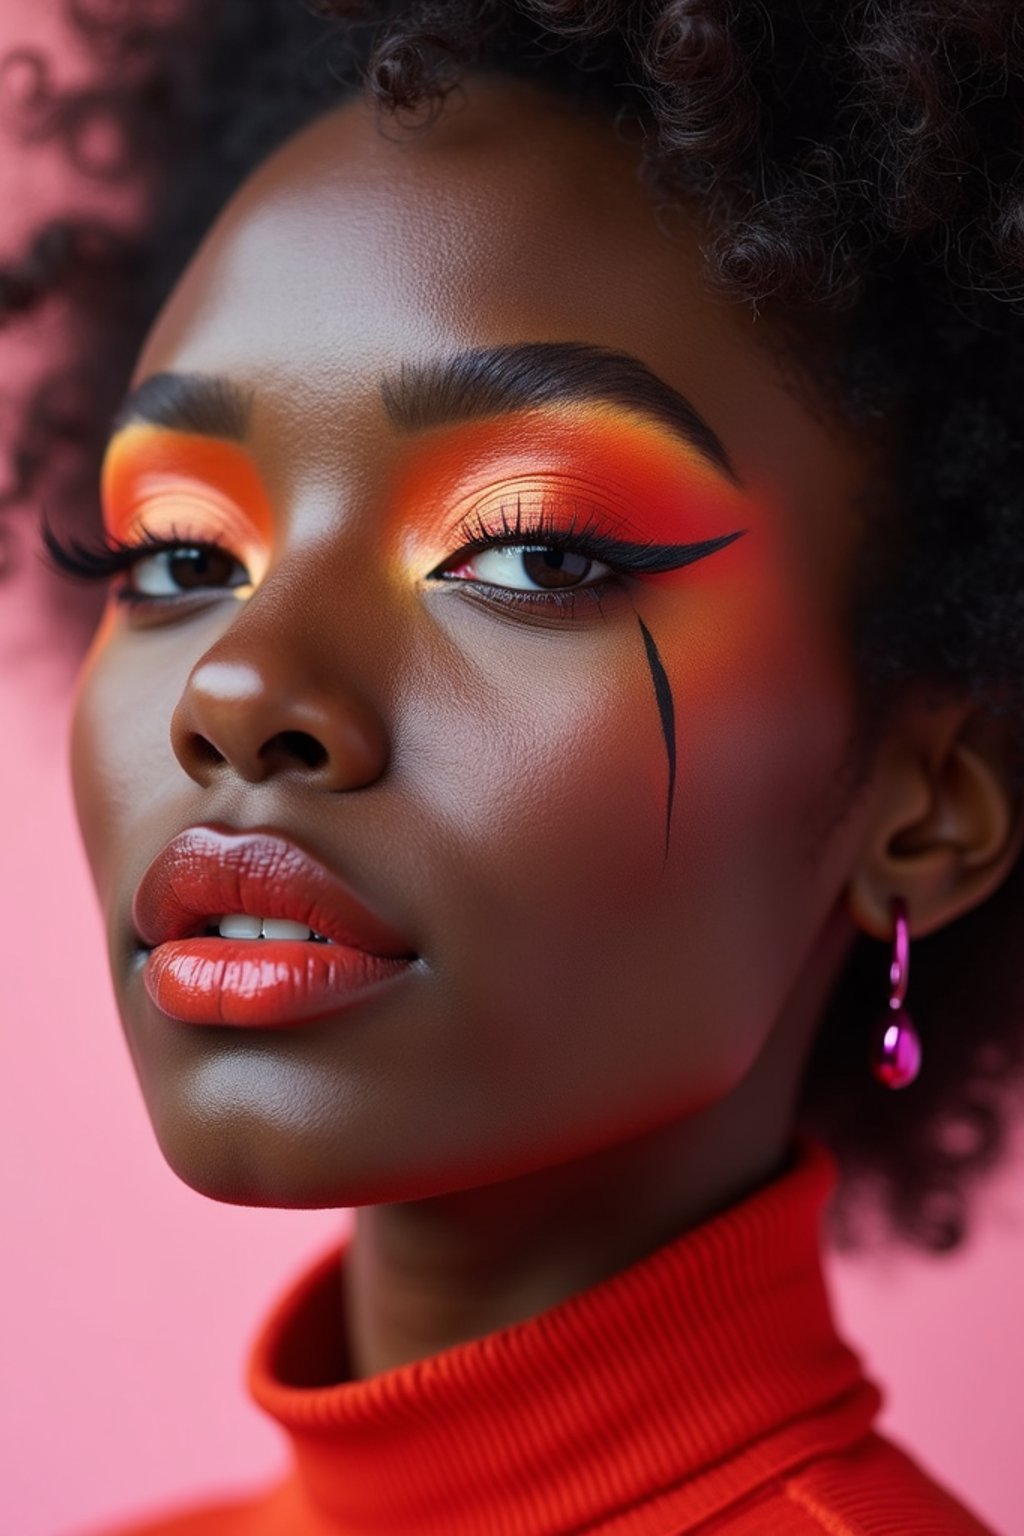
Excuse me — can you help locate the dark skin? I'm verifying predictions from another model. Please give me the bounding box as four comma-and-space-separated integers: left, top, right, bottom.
69, 75, 1024, 1381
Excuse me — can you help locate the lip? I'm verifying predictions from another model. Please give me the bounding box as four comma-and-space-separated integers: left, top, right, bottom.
131, 823, 418, 1028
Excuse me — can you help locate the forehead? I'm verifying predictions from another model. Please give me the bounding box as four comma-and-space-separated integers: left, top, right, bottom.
138, 76, 725, 377
132, 73, 871, 596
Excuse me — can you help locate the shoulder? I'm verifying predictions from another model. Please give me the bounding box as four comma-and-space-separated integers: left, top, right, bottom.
73, 1475, 298, 1536
699, 1432, 1001, 1535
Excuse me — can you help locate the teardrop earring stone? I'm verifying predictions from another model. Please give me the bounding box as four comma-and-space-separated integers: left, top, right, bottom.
869, 1006, 922, 1088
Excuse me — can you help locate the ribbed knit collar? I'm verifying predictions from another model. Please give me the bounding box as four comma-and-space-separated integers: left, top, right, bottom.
246, 1131, 883, 1535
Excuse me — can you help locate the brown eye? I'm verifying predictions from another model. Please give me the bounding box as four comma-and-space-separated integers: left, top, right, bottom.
444, 543, 610, 591
126, 543, 251, 600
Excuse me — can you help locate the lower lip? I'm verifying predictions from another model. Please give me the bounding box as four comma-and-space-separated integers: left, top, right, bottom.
140, 938, 414, 1027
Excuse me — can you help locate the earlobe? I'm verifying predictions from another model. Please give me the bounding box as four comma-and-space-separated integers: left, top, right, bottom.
846, 712, 1024, 943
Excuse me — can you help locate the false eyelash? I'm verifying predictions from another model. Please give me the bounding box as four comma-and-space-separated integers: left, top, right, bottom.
37, 496, 636, 619
448, 494, 657, 571
38, 509, 240, 596
36, 501, 626, 583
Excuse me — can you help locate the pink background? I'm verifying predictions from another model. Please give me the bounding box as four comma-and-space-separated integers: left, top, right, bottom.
1, 5, 1022, 1535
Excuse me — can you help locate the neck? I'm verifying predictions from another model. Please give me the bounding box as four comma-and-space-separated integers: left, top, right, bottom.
341, 895, 859, 1379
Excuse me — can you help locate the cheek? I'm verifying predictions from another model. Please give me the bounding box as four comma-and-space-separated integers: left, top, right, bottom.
395, 611, 669, 893
389, 624, 694, 1127
399, 580, 856, 1111
68, 619, 185, 901
68, 612, 122, 894
641, 578, 858, 1041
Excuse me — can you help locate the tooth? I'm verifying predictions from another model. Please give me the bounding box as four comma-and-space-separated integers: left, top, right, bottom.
218, 914, 263, 938
213, 914, 323, 940
261, 918, 314, 941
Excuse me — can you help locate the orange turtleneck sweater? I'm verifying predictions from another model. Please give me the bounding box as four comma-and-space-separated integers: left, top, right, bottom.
86, 1132, 997, 1536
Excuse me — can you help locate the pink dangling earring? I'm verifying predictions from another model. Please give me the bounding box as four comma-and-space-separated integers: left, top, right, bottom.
869, 895, 922, 1089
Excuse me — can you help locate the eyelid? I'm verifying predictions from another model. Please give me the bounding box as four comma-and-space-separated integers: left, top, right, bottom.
427, 472, 748, 574
110, 473, 245, 533
101, 432, 746, 594
439, 499, 747, 581
438, 473, 640, 539
101, 425, 273, 547
392, 403, 748, 534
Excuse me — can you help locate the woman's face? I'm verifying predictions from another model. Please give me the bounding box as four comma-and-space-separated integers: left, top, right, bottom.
70, 74, 881, 1208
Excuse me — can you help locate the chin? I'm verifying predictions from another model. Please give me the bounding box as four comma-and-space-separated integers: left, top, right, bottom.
142, 1100, 446, 1210
143, 1108, 338, 1207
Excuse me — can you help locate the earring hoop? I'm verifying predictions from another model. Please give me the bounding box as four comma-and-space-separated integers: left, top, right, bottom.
868, 895, 922, 1089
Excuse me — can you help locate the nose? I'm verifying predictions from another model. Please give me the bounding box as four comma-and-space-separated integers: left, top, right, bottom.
169, 653, 390, 790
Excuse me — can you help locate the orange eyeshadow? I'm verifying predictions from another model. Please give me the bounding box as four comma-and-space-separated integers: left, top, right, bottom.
389, 403, 752, 562
101, 425, 274, 571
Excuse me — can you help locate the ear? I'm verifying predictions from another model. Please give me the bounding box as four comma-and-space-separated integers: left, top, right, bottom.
846, 700, 1024, 941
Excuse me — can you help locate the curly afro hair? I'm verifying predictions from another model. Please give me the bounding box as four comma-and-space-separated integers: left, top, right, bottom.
3, 0, 1024, 1255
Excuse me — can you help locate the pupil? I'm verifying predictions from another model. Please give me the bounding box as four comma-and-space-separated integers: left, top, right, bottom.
170, 548, 231, 588
522, 547, 591, 589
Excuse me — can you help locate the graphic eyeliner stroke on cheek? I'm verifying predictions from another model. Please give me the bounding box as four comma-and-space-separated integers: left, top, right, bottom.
633, 610, 678, 867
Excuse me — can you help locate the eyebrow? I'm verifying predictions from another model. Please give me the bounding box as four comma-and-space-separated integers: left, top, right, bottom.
110, 372, 253, 444
109, 342, 743, 489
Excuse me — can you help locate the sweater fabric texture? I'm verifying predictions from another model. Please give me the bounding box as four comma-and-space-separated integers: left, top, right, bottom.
86, 1131, 998, 1535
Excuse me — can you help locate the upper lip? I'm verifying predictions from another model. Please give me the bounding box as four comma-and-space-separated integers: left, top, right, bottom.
131, 823, 417, 958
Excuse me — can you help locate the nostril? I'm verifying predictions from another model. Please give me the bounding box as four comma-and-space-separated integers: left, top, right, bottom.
263, 730, 327, 770
189, 735, 225, 768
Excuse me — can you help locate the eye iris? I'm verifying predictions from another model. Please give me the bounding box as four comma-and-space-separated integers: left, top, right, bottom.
520, 546, 592, 589
166, 547, 233, 589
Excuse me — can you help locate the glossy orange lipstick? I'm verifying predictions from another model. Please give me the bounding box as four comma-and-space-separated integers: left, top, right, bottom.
132, 824, 418, 1027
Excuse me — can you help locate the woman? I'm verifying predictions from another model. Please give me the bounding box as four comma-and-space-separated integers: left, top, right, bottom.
5, 1, 1023, 1532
